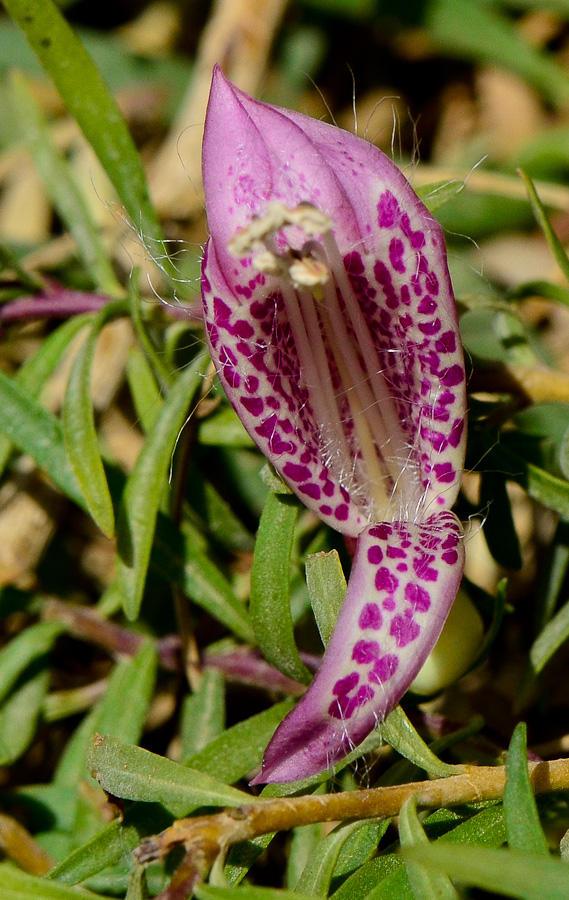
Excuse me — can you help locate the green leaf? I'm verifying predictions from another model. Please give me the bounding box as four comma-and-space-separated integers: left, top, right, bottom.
115, 350, 209, 620
0, 861, 111, 898
0, 665, 50, 764
180, 668, 225, 760
53, 641, 157, 793
306, 550, 346, 646
95, 641, 158, 745
0, 314, 92, 478
62, 299, 127, 537
505, 723, 549, 855
125, 346, 162, 434
380, 706, 457, 779
333, 805, 505, 900
151, 519, 254, 642
399, 796, 460, 900
250, 491, 311, 684
479, 472, 523, 569
415, 179, 465, 214
518, 169, 569, 286
87, 733, 249, 817
49, 804, 172, 885
528, 595, 569, 675
0, 368, 84, 508
8, 70, 120, 295
185, 699, 295, 784
196, 887, 318, 900
2, 0, 177, 288
0, 620, 64, 705
403, 844, 569, 900
426, 0, 569, 107
296, 820, 385, 897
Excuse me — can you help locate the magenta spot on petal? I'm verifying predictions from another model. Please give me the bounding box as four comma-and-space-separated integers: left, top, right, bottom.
386, 546, 406, 559
333, 672, 359, 696
405, 582, 431, 612
382, 597, 396, 611
244, 375, 259, 393
375, 567, 399, 593
397, 563, 408, 572
319, 504, 333, 516
213, 297, 231, 321
352, 639, 380, 664
440, 364, 464, 387
283, 462, 312, 483
389, 237, 406, 273
377, 190, 400, 228
369, 654, 399, 683
359, 602, 382, 630
435, 330, 457, 354
224, 368, 241, 389
418, 296, 436, 315
390, 614, 421, 647
368, 545, 383, 564
240, 396, 263, 417
335, 504, 349, 521
413, 553, 439, 582
232, 319, 254, 338
433, 462, 456, 484
369, 524, 392, 539
300, 482, 321, 500
442, 549, 459, 565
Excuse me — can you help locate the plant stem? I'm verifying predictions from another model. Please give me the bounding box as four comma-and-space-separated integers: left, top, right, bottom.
136, 757, 569, 887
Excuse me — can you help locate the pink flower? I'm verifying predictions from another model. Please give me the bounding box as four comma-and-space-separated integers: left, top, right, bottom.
201, 66, 466, 783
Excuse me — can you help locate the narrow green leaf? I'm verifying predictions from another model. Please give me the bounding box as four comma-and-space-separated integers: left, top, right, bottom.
63, 299, 127, 537
185, 699, 295, 784
380, 706, 457, 779
0, 620, 64, 705
0, 368, 84, 508
403, 844, 569, 900
196, 887, 317, 900
87, 733, 249, 817
250, 491, 311, 684
0, 666, 50, 764
518, 168, 569, 285
399, 796, 460, 900
8, 70, 120, 294
199, 405, 255, 448
296, 820, 383, 897
151, 517, 254, 643
0, 315, 90, 480
0, 861, 111, 898
306, 550, 346, 646
95, 641, 158, 745
49, 804, 172, 885
427, 0, 569, 107
505, 723, 549, 855
180, 668, 225, 760
2, 0, 177, 287
287, 825, 324, 891
529, 596, 569, 675
115, 350, 209, 620
53, 642, 157, 792
125, 346, 162, 434
333, 805, 505, 900
479, 471, 522, 569
415, 179, 465, 213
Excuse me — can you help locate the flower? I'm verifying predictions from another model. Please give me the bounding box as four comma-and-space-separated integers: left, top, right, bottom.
201, 66, 467, 783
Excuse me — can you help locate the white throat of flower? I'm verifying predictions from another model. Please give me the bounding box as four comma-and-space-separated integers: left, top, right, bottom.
229, 201, 421, 522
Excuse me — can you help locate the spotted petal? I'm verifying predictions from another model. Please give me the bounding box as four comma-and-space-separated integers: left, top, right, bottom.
252, 510, 464, 783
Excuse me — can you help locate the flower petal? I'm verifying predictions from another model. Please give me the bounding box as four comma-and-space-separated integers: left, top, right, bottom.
202, 68, 466, 523
202, 240, 368, 537
251, 509, 464, 783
